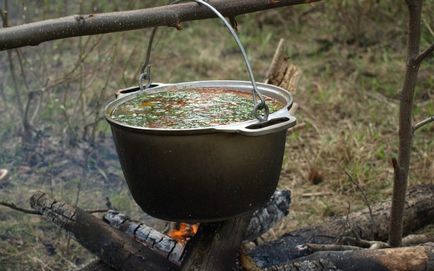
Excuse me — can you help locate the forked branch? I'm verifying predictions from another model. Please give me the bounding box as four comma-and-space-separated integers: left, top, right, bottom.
414, 43, 434, 65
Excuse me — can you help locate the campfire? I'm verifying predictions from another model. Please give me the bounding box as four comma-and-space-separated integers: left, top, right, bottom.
167, 223, 200, 244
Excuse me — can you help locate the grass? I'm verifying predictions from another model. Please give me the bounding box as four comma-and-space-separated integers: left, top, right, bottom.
0, 1, 433, 270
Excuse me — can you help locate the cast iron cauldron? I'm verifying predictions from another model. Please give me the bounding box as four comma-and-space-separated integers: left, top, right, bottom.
104, 0, 296, 222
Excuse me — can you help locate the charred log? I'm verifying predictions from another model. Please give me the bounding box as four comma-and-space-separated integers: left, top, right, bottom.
181, 214, 252, 271
103, 211, 185, 265
30, 192, 178, 271
245, 184, 434, 269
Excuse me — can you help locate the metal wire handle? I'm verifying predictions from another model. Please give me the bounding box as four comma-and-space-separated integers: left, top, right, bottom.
138, 0, 269, 121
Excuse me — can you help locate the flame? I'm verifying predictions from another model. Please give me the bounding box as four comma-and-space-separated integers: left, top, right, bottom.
167, 223, 199, 244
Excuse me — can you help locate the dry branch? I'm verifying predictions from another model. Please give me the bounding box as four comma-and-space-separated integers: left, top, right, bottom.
30, 192, 178, 271
245, 184, 434, 269
0, 0, 320, 51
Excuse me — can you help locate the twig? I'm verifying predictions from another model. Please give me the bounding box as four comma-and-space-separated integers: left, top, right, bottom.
345, 170, 375, 240
413, 115, 434, 133
0, 201, 40, 215
423, 17, 434, 37
0, 169, 8, 181
86, 209, 109, 214
414, 43, 434, 65
0, 199, 107, 215
338, 236, 390, 249
305, 243, 363, 252
301, 192, 332, 198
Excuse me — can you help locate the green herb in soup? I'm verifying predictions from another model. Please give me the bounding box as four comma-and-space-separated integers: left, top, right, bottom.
110, 88, 283, 129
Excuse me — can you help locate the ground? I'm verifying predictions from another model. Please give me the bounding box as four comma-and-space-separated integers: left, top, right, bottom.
0, 1, 433, 270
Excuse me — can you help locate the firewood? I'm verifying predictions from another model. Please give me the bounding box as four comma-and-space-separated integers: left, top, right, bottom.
262, 243, 434, 271
103, 211, 185, 265
245, 189, 291, 241
264, 38, 301, 94
180, 214, 252, 271
30, 192, 178, 271
244, 184, 434, 269
103, 189, 291, 266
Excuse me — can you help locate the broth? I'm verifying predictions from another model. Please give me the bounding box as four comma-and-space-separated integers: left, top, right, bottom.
110, 88, 283, 129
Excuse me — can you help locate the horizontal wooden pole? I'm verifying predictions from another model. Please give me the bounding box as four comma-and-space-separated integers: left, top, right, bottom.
0, 0, 321, 51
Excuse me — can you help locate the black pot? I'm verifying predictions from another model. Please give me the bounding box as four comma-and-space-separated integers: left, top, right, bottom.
105, 80, 295, 222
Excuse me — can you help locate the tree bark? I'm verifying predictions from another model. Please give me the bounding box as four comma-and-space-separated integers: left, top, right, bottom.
0, 0, 320, 51
30, 192, 178, 271
245, 184, 434, 269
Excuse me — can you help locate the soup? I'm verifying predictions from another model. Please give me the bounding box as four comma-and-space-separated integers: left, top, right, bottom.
110, 88, 283, 129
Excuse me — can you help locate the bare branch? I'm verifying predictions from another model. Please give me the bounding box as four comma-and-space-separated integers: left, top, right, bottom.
414, 43, 434, 65
0, 201, 40, 215
0, 0, 321, 51
413, 115, 434, 133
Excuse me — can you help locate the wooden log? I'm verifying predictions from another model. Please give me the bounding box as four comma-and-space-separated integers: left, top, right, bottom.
264, 38, 301, 93
245, 189, 291, 242
245, 184, 434, 269
103, 211, 185, 265
262, 243, 434, 271
180, 214, 252, 271
102, 189, 291, 264
30, 192, 178, 271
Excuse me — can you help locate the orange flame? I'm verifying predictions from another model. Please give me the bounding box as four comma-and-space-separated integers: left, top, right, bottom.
167, 223, 199, 244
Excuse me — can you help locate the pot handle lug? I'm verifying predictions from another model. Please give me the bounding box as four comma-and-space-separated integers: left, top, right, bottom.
115, 83, 171, 99
215, 112, 296, 136
237, 116, 297, 136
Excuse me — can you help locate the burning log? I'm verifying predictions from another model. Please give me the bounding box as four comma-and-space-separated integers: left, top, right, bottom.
243, 184, 434, 269
103, 189, 291, 265
103, 211, 186, 265
181, 214, 252, 271
30, 192, 178, 271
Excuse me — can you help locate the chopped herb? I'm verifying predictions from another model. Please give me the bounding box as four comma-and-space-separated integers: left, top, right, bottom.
110, 88, 282, 129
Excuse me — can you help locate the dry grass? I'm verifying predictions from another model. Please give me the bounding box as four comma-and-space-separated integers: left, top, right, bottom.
0, 1, 433, 270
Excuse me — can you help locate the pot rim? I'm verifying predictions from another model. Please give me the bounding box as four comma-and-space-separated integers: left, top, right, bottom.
104, 80, 296, 136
